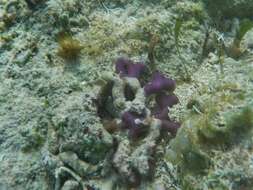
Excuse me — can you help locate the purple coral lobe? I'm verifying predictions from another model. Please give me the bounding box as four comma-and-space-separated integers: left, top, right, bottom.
121, 111, 148, 139
114, 58, 180, 137
121, 111, 139, 129
128, 62, 146, 78
153, 107, 169, 120
156, 93, 179, 109
144, 72, 176, 96
115, 57, 133, 77
161, 120, 180, 136
115, 57, 146, 78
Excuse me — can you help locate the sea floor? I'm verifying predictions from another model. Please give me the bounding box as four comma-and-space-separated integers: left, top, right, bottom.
0, 0, 253, 190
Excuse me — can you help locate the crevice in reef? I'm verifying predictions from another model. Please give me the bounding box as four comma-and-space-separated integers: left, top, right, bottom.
96, 81, 114, 120
124, 83, 136, 101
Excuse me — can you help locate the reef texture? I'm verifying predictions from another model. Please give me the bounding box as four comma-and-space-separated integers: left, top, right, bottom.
1, 0, 253, 190
203, 0, 253, 18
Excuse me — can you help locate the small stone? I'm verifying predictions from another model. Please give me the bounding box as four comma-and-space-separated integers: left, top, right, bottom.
61, 180, 80, 190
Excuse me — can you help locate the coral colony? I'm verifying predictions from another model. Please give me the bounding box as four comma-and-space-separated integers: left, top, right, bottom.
99, 57, 180, 139
117, 58, 180, 138
95, 57, 181, 186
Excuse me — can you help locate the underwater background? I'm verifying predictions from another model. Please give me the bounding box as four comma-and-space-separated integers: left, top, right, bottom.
0, 0, 253, 189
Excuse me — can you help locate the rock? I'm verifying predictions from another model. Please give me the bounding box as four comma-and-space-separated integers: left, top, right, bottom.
50, 93, 113, 164
59, 151, 100, 178
242, 28, 253, 49
61, 180, 80, 190
203, 0, 253, 18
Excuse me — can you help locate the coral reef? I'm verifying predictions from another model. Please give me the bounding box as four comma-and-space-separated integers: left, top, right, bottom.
1, 0, 253, 189
98, 57, 180, 139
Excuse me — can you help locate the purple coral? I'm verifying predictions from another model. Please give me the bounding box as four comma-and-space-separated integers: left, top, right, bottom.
153, 107, 169, 120
115, 57, 146, 78
121, 112, 140, 129
144, 71, 176, 96
121, 111, 148, 139
152, 92, 180, 135
153, 92, 179, 119
97, 57, 182, 187
117, 62, 180, 137
143, 73, 180, 136
161, 120, 180, 137
155, 92, 179, 109
105, 58, 180, 138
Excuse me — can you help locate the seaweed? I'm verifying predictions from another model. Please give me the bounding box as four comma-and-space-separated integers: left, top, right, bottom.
174, 18, 191, 82
213, 32, 226, 74
201, 22, 212, 60
174, 18, 183, 54
226, 106, 253, 142
147, 34, 159, 72
228, 19, 253, 59
57, 32, 83, 61
235, 19, 253, 45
